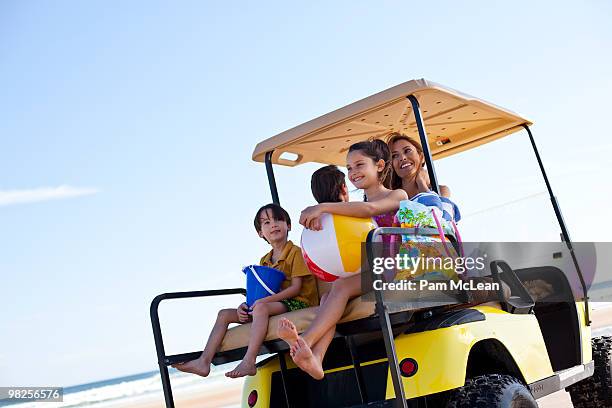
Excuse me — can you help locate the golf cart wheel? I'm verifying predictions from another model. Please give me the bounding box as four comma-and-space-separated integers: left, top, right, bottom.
446, 374, 536, 408
567, 336, 612, 408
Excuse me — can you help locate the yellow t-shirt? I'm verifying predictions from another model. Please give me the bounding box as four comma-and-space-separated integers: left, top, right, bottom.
259, 240, 318, 307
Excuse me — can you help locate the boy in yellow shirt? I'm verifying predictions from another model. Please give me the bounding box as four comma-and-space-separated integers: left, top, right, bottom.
173, 204, 317, 378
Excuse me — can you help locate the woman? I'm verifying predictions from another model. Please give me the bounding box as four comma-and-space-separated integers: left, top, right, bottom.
387, 132, 510, 304
387, 132, 460, 222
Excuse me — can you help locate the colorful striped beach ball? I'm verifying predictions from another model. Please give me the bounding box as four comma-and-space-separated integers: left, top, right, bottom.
301, 213, 377, 282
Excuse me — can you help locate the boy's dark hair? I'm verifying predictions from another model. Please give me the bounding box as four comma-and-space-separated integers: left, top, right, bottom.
253, 203, 291, 235
311, 165, 346, 203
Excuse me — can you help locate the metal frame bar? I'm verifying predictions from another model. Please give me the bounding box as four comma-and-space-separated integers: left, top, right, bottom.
408, 95, 439, 194
277, 351, 292, 407
364, 226, 463, 407
265, 150, 280, 205
523, 124, 590, 326
366, 228, 408, 408
150, 288, 246, 408
346, 336, 368, 404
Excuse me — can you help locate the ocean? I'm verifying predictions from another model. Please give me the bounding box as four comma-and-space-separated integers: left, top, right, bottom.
1, 363, 242, 408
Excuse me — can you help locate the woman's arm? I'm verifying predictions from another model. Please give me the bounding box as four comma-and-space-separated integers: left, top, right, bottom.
300, 189, 408, 230
419, 167, 451, 198
439, 185, 451, 198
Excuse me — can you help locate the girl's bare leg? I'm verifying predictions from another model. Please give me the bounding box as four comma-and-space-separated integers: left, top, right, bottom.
291, 337, 325, 380
173, 308, 239, 377
301, 274, 362, 347
290, 321, 336, 380
309, 292, 336, 362
226, 302, 288, 378
290, 276, 362, 379
278, 292, 333, 349
311, 322, 335, 362
283, 292, 336, 365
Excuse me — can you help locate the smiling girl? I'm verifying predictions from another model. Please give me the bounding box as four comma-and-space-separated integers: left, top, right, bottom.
277, 139, 407, 380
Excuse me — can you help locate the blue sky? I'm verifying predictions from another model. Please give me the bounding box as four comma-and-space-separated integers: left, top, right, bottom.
1, 1, 611, 387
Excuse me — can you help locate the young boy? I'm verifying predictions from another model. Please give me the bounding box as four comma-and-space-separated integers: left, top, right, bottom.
310, 164, 349, 204
173, 203, 317, 378
277, 165, 349, 379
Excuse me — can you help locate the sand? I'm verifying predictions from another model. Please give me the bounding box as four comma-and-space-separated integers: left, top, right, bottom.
130, 306, 612, 408
121, 379, 244, 408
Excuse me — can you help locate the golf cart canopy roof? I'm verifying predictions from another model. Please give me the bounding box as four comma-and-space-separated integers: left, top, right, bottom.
252, 79, 532, 167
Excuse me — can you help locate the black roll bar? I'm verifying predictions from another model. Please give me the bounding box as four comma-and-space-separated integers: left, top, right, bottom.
265, 150, 280, 205
366, 227, 408, 408
523, 124, 590, 326
408, 95, 439, 194
150, 288, 247, 408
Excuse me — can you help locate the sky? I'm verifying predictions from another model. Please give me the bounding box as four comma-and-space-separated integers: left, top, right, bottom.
1, 1, 611, 387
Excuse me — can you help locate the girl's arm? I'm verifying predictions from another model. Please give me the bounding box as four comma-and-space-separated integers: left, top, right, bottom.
253, 276, 302, 305
300, 189, 408, 230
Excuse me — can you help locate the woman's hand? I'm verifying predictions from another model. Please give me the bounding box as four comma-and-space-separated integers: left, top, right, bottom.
300, 205, 324, 230
415, 167, 431, 193
415, 166, 450, 196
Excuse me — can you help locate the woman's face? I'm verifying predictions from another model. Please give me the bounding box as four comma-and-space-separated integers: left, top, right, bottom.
391, 138, 422, 180
346, 150, 384, 190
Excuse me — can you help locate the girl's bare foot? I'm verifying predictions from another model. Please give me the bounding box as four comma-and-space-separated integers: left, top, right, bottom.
292, 337, 324, 380
225, 359, 257, 378
277, 317, 299, 347
171, 358, 211, 377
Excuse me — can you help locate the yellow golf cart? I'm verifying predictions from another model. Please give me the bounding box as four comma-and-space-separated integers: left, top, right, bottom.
151, 79, 605, 407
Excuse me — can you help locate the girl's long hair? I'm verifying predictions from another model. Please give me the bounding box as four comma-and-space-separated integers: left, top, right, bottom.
349, 139, 391, 187
386, 132, 424, 190
348, 139, 392, 189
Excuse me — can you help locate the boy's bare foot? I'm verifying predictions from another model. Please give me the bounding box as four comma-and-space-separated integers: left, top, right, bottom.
171, 358, 211, 377
225, 360, 257, 378
292, 337, 324, 380
277, 317, 299, 347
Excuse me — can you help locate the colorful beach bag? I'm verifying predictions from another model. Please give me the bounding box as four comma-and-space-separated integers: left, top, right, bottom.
395, 199, 463, 282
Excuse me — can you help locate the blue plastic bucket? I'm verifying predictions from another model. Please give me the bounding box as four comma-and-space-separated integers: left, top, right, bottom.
242, 265, 286, 307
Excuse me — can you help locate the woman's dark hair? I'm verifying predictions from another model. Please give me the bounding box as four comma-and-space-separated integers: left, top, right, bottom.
348, 139, 392, 187
311, 165, 346, 203
254, 204, 291, 240
386, 132, 424, 190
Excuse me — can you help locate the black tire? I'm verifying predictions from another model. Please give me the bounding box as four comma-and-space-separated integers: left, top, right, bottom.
445, 374, 537, 408
567, 336, 612, 408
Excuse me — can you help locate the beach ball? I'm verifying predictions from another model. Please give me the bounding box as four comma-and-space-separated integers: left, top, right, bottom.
301, 213, 377, 282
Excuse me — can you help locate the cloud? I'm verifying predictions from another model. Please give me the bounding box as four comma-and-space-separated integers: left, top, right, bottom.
0, 185, 99, 206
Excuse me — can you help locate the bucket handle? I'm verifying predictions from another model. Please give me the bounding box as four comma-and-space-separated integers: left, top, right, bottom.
249, 266, 277, 296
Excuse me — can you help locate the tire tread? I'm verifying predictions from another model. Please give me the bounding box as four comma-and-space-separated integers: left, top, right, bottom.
568, 336, 612, 408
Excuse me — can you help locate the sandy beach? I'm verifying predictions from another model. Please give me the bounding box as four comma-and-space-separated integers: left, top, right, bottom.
118, 379, 244, 408
130, 306, 612, 408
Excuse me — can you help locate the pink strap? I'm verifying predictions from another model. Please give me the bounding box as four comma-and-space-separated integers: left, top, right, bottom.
431, 209, 452, 258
